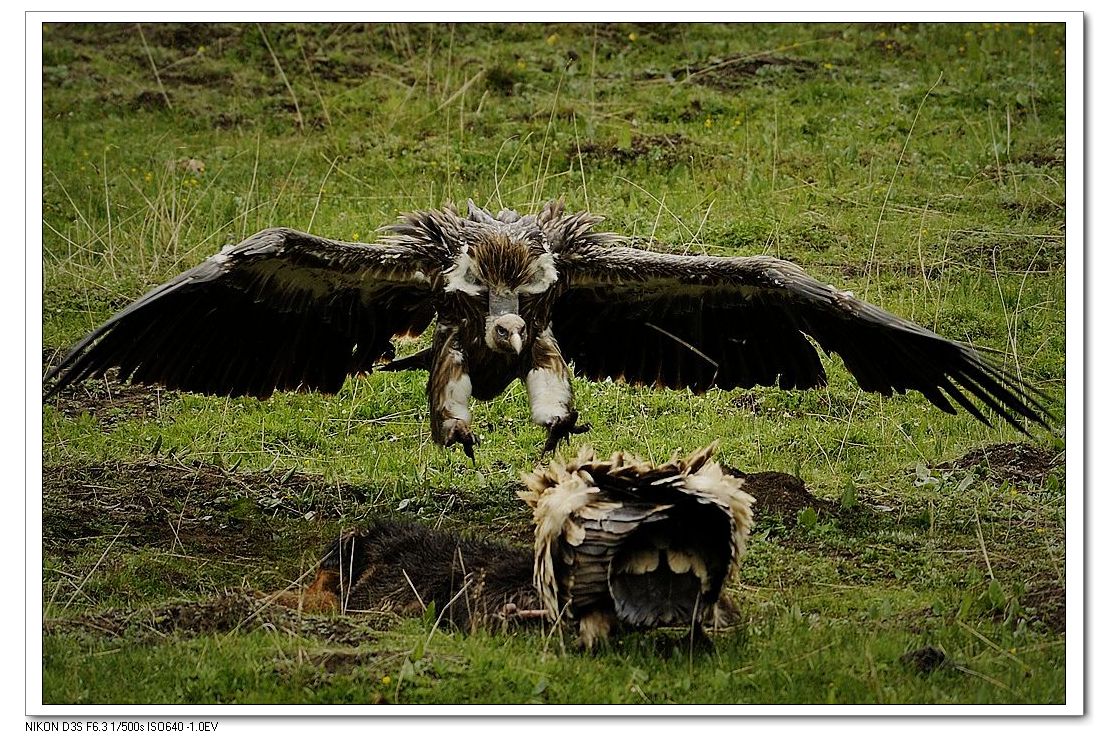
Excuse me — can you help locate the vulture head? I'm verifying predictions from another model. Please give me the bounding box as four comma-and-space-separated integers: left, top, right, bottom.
440, 204, 558, 357
519, 442, 755, 649
486, 313, 527, 355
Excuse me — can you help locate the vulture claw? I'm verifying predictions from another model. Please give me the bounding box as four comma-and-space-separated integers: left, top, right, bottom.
542, 411, 591, 455
443, 420, 478, 461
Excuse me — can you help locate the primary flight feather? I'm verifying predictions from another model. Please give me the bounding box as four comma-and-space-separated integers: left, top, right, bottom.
43, 199, 1052, 455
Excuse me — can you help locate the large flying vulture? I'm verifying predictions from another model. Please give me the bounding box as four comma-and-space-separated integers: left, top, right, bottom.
43, 200, 1051, 456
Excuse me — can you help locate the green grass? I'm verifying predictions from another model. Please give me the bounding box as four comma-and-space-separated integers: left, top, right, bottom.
40, 21, 1066, 706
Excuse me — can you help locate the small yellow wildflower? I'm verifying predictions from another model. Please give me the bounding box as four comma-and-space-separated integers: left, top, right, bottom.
823, 62, 834, 70
704, 117, 713, 128
516, 59, 526, 70
628, 32, 638, 42
144, 172, 153, 182
382, 675, 392, 685
198, 44, 207, 54
352, 233, 360, 241
1027, 25, 1036, 36
546, 33, 559, 45
958, 46, 965, 53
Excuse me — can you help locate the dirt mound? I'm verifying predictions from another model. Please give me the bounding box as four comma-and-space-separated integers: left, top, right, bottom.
943, 442, 1062, 487
722, 467, 830, 519
900, 645, 947, 674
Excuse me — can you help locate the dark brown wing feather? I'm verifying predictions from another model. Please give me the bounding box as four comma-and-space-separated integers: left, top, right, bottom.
552, 245, 1052, 432
44, 228, 445, 399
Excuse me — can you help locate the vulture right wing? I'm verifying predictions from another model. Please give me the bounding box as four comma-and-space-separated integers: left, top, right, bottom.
552, 243, 1054, 434
44, 227, 447, 399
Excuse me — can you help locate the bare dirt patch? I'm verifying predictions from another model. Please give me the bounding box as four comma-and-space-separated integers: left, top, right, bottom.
1000, 197, 1064, 222
1022, 582, 1066, 633
43, 347, 166, 430
870, 38, 916, 57
309, 55, 382, 83
46, 590, 389, 646
1012, 146, 1065, 169
943, 442, 1062, 488
47, 373, 166, 430
672, 54, 818, 92
42, 459, 370, 557
574, 133, 691, 167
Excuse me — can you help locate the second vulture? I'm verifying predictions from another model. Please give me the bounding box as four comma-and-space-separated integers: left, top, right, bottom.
43, 199, 1052, 455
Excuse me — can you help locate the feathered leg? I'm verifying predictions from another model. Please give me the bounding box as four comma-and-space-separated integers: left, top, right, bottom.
428, 326, 478, 459
525, 328, 591, 454
577, 608, 618, 650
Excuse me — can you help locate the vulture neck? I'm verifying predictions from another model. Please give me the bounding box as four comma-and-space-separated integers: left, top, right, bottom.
489, 288, 520, 317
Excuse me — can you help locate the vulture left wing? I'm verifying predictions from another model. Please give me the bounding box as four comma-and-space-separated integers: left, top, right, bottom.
44, 228, 445, 399
552, 244, 1052, 433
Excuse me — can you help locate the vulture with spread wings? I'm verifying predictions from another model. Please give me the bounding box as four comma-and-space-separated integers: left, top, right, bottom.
44, 200, 1051, 456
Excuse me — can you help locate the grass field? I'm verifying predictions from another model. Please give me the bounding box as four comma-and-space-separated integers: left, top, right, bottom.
39, 21, 1067, 707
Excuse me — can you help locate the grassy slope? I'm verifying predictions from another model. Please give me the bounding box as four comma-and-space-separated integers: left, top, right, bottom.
40, 21, 1066, 705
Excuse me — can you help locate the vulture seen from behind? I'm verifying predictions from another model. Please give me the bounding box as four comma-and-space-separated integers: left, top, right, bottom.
43, 200, 1053, 456
519, 442, 754, 649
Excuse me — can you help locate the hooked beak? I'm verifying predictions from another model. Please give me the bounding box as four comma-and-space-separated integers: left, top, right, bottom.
486, 310, 527, 355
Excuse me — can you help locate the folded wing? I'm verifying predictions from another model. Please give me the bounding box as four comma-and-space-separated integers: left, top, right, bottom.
44, 228, 444, 399
552, 244, 1051, 432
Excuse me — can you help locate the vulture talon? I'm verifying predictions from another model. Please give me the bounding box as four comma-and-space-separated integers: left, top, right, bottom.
542, 412, 591, 455
443, 420, 478, 461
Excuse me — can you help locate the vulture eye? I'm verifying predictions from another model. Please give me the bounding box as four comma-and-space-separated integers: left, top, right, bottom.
496, 325, 509, 337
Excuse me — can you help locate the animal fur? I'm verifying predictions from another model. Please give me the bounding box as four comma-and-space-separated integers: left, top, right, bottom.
279, 518, 541, 633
